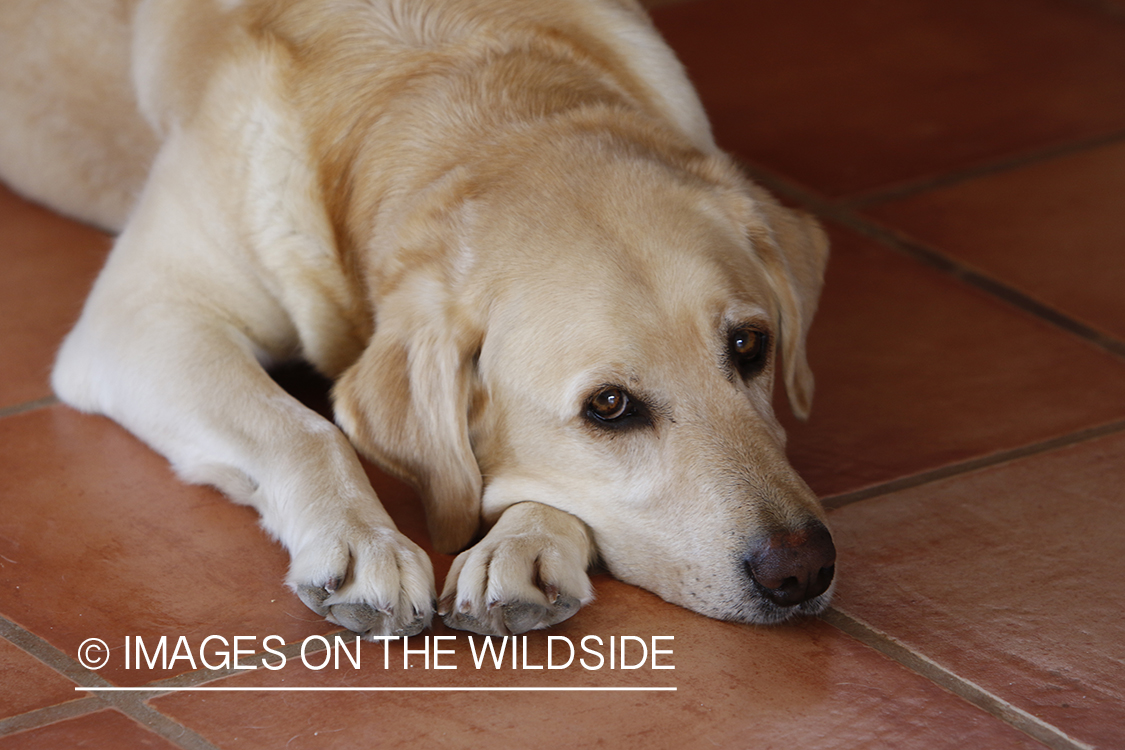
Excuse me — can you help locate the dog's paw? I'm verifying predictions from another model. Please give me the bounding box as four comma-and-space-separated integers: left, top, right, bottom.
438, 503, 594, 636
289, 525, 435, 639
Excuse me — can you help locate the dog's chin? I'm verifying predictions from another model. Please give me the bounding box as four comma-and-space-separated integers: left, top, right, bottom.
685, 582, 836, 626
742, 589, 834, 625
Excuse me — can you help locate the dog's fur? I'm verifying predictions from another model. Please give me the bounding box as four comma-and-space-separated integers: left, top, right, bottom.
0, 0, 832, 636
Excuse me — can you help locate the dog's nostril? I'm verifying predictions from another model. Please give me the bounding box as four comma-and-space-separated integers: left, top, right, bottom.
745, 522, 836, 607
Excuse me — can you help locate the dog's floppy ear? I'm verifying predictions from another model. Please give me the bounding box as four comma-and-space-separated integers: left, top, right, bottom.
333, 285, 483, 554
742, 184, 829, 421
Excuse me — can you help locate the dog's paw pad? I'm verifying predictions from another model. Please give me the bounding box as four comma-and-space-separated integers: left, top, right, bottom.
441, 609, 496, 636
499, 601, 548, 634
439, 530, 592, 635
288, 526, 435, 637
328, 602, 388, 634
326, 602, 427, 638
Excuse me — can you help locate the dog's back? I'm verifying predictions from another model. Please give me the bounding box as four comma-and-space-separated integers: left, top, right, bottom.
0, 0, 156, 231
0, 0, 710, 235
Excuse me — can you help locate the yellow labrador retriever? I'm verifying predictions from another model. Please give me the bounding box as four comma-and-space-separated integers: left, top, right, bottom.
0, 0, 834, 637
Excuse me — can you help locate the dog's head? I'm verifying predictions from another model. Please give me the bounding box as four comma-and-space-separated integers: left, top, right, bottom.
334, 132, 833, 624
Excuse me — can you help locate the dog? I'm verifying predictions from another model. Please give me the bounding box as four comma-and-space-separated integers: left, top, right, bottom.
0, 0, 835, 637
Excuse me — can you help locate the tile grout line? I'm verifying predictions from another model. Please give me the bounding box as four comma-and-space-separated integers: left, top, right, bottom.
822, 418, 1125, 510
0, 698, 104, 738
0, 615, 118, 693
820, 607, 1095, 750
840, 128, 1125, 209
736, 160, 1125, 361
852, 219, 1125, 359
0, 616, 219, 750
0, 396, 59, 420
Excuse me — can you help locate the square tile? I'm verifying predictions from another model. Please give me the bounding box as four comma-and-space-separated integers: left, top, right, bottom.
776, 224, 1125, 498
864, 139, 1125, 343
153, 584, 1041, 749
0, 186, 110, 410
651, 0, 1125, 197
0, 638, 78, 721
829, 430, 1125, 749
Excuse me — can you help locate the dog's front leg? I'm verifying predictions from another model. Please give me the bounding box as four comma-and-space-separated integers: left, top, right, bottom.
439, 502, 595, 635
52, 199, 434, 639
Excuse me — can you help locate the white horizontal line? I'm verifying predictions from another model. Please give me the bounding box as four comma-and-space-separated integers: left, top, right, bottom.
77, 686, 676, 692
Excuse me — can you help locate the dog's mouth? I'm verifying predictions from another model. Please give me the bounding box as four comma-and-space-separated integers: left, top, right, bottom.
744, 579, 836, 625
675, 571, 835, 626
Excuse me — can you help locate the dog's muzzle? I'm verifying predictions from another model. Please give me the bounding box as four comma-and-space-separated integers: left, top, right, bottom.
745, 521, 836, 607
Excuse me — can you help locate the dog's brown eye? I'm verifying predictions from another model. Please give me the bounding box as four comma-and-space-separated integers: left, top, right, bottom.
589, 387, 630, 421
733, 329, 764, 358
584, 386, 653, 431
730, 327, 769, 379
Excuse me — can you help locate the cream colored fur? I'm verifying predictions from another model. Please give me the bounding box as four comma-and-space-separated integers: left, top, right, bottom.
0, 0, 831, 637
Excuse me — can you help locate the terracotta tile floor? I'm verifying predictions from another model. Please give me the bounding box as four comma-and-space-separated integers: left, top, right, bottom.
1, 0, 1123, 748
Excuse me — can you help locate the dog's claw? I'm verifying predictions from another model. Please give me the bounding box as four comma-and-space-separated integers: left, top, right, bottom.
436, 594, 454, 617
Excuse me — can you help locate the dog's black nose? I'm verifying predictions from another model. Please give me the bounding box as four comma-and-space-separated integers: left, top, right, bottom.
746, 522, 836, 606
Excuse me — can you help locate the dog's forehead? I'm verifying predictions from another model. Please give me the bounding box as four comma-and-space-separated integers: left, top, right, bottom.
481, 238, 775, 405
483, 189, 775, 315
473, 159, 781, 389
